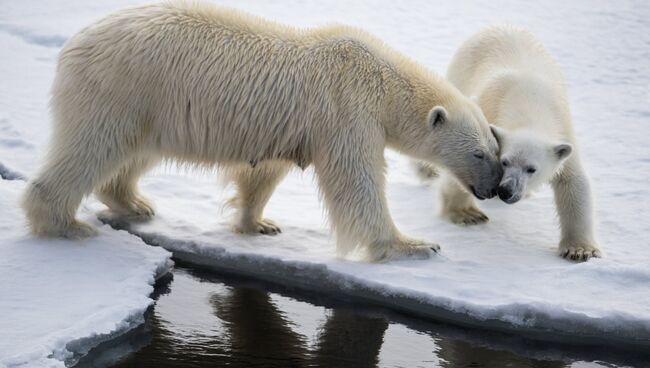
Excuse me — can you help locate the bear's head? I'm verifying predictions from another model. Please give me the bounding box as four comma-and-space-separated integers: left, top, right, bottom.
412, 96, 502, 200
490, 125, 573, 204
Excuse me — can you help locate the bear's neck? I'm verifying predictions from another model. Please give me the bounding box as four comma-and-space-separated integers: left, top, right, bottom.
381, 63, 456, 152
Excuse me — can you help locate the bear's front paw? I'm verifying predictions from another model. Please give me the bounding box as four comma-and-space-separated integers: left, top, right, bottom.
233, 218, 282, 235
364, 236, 440, 262
558, 242, 602, 262
402, 244, 440, 260
444, 206, 489, 225
392, 237, 440, 261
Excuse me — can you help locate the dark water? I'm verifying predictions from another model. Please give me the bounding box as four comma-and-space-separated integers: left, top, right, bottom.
76, 264, 650, 368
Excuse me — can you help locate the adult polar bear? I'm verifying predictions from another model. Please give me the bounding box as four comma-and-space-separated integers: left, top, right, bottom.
437, 26, 601, 261
22, 2, 502, 261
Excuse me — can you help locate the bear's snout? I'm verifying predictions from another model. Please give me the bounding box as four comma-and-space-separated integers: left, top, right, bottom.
497, 185, 513, 201
497, 181, 521, 204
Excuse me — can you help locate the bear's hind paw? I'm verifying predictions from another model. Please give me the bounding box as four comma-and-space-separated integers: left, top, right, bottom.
97, 194, 155, 222
61, 220, 99, 239
127, 197, 155, 220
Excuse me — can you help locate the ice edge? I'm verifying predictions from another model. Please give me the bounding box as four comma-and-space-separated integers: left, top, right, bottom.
127, 228, 650, 350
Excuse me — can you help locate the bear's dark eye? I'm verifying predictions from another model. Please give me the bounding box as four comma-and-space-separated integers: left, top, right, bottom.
526, 167, 537, 174
473, 152, 485, 160
501, 159, 509, 167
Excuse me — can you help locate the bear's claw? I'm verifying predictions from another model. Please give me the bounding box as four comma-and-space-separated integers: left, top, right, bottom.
393, 237, 440, 260
446, 207, 489, 225
233, 218, 282, 235
559, 243, 602, 262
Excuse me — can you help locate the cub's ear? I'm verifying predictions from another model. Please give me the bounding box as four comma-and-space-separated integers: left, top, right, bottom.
428, 106, 447, 129
489, 124, 506, 144
553, 143, 573, 160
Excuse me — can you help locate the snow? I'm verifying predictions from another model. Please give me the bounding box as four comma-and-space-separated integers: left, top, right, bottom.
98, 164, 650, 346
1, 0, 649, 366
0, 180, 172, 368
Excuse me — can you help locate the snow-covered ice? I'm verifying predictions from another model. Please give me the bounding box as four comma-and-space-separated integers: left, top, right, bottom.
1, 0, 649, 366
100, 160, 650, 346
0, 180, 172, 368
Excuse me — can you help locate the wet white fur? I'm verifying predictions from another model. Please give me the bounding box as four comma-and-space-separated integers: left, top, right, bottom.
21, 1, 498, 262
440, 26, 601, 260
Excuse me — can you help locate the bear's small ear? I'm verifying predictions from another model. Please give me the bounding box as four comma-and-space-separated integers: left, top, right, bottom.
553, 143, 573, 160
490, 124, 506, 144
428, 106, 447, 129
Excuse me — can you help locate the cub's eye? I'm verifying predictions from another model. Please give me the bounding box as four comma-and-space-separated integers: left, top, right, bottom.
526, 167, 537, 174
501, 159, 509, 167
473, 152, 485, 159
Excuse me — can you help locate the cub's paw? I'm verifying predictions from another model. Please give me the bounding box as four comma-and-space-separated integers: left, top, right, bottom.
444, 206, 489, 225
233, 218, 282, 235
62, 220, 99, 239
558, 242, 602, 262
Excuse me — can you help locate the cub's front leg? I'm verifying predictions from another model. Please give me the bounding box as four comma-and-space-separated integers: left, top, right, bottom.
552, 161, 602, 261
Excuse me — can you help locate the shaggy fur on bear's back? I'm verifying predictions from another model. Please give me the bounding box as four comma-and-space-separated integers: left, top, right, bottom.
22, 1, 501, 261
58, 2, 444, 165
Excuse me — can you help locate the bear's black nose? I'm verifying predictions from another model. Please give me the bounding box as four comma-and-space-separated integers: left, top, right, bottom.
497, 186, 513, 201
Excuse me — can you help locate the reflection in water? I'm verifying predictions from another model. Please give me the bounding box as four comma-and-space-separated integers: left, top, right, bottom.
437, 338, 567, 368
212, 287, 389, 367
312, 310, 388, 367
213, 288, 309, 366
77, 266, 647, 368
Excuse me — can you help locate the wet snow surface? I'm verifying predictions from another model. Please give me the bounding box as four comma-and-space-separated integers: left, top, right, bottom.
1, 0, 649, 367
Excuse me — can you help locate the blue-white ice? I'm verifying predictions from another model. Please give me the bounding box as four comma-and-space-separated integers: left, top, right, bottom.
1, 1, 649, 366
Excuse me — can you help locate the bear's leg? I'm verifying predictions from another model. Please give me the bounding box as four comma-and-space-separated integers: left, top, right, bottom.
552, 161, 601, 261
22, 136, 132, 239
439, 173, 489, 225
228, 161, 291, 235
313, 141, 438, 262
95, 156, 159, 221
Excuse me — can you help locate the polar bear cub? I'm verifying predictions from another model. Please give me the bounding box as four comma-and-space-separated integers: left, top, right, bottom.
21, 2, 502, 262
437, 26, 601, 261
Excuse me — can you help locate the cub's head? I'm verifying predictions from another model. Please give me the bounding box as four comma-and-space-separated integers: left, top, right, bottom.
490, 126, 573, 204
415, 97, 502, 200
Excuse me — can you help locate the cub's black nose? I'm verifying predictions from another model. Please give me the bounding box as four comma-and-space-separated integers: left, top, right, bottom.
497, 186, 513, 201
